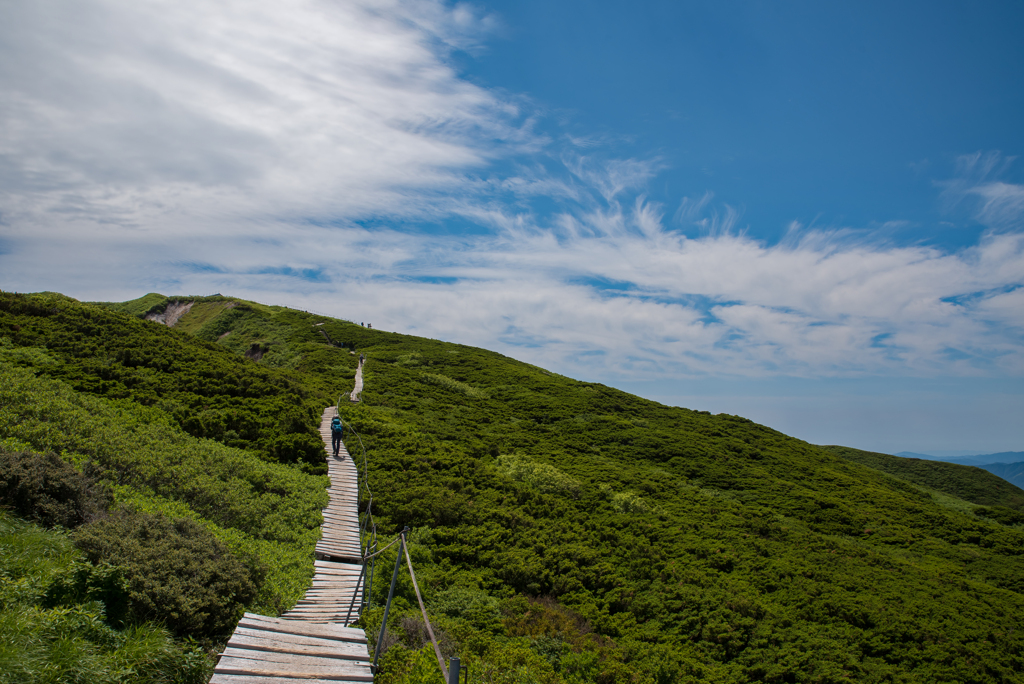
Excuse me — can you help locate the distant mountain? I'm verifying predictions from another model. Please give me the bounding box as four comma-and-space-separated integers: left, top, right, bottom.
895, 451, 1024, 466
892, 451, 1024, 488
976, 451, 1024, 464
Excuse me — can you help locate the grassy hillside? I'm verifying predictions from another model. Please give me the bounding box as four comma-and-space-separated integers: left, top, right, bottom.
821, 445, 1024, 510
4, 289, 1024, 683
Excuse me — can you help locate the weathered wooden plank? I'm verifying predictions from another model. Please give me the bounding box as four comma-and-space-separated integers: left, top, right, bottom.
318, 532, 361, 541
314, 561, 362, 570
216, 654, 372, 675
228, 628, 368, 654
215, 658, 371, 680
315, 545, 362, 556
223, 641, 369, 662
211, 675, 369, 684
239, 614, 367, 642
317, 539, 361, 548
322, 509, 359, 516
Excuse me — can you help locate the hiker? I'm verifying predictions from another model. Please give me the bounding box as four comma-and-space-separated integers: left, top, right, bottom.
330, 415, 344, 457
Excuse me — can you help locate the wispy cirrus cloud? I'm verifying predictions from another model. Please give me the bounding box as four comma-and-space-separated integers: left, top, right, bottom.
941, 151, 1024, 230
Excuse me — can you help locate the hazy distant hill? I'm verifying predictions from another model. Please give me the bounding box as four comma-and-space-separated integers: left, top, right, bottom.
896, 450, 1024, 466
6, 289, 1024, 683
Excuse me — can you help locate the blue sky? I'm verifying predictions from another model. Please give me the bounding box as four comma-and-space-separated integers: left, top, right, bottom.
1, 0, 1022, 455
471, 0, 1024, 249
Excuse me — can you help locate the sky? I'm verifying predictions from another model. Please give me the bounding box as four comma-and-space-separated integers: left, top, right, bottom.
1, 0, 1023, 456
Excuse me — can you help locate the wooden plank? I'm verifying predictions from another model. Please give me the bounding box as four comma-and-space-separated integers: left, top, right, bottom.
214, 658, 371, 680
223, 641, 368, 663
314, 561, 362, 570
228, 628, 368, 654
238, 615, 367, 642
217, 652, 372, 674
211, 675, 369, 684
315, 542, 361, 552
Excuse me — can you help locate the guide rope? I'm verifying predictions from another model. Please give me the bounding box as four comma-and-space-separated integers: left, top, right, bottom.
403, 531, 449, 681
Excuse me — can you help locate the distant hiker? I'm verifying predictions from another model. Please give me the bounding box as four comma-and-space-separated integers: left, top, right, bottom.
330, 415, 344, 457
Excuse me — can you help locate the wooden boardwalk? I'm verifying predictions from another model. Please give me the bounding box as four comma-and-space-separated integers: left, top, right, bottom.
210, 406, 371, 683
351, 357, 364, 403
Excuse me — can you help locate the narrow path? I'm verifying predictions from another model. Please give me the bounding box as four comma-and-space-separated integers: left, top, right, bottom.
210, 407, 371, 683
350, 357, 364, 403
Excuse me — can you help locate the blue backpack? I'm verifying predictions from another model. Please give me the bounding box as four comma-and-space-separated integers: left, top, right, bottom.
331, 418, 343, 435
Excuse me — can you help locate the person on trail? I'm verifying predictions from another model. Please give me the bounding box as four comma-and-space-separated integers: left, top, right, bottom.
330, 415, 344, 458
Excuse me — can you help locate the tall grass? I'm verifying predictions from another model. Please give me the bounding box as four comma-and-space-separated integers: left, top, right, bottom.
0, 512, 211, 684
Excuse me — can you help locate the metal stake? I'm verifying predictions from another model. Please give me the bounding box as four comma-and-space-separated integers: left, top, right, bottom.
343, 561, 366, 626
448, 657, 461, 684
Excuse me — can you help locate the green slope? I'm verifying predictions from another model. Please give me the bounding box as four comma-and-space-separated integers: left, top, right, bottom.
4, 289, 1024, 683
822, 444, 1024, 510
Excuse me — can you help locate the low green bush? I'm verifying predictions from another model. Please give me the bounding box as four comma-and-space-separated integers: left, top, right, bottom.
497, 455, 580, 498
0, 448, 110, 528
975, 505, 1024, 526
0, 511, 211, 684
73, 510, 260, 640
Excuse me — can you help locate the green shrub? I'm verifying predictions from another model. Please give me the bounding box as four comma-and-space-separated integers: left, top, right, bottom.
0, 448, 110, 528
497, 455, 580, 498
0, 511, 211, 684
430, 585, 502, 632
975, 505, 1024, 526
73, 510, 260, 640
609, 490, 649, 514
419, 372, 486, 398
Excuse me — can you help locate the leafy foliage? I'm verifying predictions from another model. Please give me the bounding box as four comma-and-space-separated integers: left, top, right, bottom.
0, 511, 211, 684
0, 448, 110, 528
73, 510, 260, 640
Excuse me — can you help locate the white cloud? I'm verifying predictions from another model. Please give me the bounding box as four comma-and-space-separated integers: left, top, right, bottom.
1, 0, 1023, 389
0, 0, 529, 232
941, 151, 1024, 230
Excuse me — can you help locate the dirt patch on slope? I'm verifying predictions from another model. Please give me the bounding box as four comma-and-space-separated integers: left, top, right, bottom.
145, 300, 194, 327
245, 344, 265, 361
